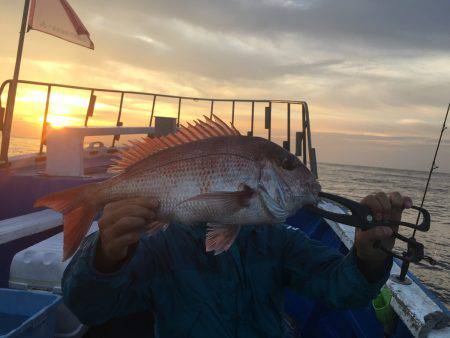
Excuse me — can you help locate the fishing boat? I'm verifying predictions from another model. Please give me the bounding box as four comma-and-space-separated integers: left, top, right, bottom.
0, 78, 448, 337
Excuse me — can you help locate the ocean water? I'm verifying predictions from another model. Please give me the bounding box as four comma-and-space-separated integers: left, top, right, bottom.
7, 136, 41, 156
5, 137, 449, 308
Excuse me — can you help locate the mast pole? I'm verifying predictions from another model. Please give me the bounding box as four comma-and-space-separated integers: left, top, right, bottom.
0, 0, 31, 163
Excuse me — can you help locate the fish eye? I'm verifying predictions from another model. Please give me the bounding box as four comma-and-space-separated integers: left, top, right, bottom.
281, 156, 298, 171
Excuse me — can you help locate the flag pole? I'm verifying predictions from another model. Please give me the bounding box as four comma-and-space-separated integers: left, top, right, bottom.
0, 0, 31, 164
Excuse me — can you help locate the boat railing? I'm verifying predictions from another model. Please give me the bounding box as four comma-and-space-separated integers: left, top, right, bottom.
0, 78, 317, 177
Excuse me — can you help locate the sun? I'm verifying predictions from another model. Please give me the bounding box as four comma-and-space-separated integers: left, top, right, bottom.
32, 90, 86, 128
46, 115, 72, 128
38, 114, 80, 128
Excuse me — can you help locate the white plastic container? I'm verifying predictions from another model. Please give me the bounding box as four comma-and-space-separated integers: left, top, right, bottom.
9, 224, 99, 338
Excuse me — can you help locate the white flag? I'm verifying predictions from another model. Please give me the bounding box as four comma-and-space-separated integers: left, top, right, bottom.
28, 0, 94, 49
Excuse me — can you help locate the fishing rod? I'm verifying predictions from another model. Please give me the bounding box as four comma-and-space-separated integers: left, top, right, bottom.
305, 102, 449, 283
393, 101, 449, 283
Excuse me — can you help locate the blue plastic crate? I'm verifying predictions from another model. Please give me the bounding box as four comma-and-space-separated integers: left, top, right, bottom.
0, 288, 61, 338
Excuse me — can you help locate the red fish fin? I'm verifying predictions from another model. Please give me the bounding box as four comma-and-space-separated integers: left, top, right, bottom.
146, 221, 169, 236
183, 184, 254, 213
34, 184, 100, 261
206, 224, 241, 255
109, 114, 241, 173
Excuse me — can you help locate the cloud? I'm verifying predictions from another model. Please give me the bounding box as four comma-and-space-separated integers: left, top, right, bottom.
261, 0, 318, 9
73, 0, 449, 113
313, 132, 450, 172
398, 119, 427, 125
1, 0, 449, 171
133, 35, 171, 51
93, 0, 450, 51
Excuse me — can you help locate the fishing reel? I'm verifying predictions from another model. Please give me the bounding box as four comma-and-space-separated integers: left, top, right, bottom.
305, 192, 437, 283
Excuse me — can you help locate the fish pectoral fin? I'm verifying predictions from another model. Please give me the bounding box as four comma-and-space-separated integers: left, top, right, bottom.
181, 184, 255, 214
146, 221, 169, 236
205, 224, 241, 255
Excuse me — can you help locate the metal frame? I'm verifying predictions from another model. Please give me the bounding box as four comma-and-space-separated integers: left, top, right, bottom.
0, 78, 318, 177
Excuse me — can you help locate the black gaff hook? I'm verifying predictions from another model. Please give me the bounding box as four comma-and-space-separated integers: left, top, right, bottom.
303, 192, 434, 265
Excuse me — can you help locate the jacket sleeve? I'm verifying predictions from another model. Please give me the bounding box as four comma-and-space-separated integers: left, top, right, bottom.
280, 224, 392, 309
61, 232, 155, 326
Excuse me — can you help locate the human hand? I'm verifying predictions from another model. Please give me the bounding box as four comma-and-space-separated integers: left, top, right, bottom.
355, 191, 412, 264
94, 198, 159, 272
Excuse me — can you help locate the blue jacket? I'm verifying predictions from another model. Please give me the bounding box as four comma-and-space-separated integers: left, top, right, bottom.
62, 223, 390, 338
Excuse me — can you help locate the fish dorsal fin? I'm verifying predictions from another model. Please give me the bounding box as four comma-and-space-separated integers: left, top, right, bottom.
109, 114, 240, 173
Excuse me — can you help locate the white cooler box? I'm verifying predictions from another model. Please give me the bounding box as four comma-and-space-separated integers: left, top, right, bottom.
9, 224, 99, 338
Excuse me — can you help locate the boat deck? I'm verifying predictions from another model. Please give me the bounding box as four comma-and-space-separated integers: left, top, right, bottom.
1, 153, 449, 336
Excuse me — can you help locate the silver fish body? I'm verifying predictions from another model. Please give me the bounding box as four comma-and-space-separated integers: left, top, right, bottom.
35, 116, 320, 259
104, 135, 319, 226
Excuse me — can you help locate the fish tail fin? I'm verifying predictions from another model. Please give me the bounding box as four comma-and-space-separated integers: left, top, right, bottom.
34, 184, 102, 261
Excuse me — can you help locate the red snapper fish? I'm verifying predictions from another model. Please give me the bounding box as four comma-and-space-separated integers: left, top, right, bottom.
35, 115, 321, 260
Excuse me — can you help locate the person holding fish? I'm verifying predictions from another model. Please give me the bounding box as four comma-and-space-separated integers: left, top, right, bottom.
37, 116, 412, 337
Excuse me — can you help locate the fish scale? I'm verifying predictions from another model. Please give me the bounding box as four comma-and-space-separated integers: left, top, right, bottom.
106, 153, 260, 222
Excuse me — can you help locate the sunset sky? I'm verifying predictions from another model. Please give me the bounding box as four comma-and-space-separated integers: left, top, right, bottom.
1, 0, 449, 172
